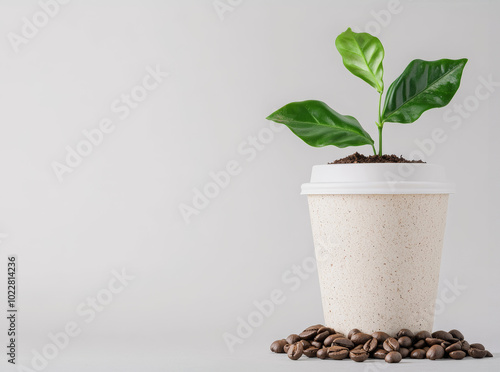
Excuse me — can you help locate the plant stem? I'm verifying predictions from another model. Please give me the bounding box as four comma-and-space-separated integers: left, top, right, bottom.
378, 125, 383, 156
371, 144, 377, 155
377, 92, 384, 156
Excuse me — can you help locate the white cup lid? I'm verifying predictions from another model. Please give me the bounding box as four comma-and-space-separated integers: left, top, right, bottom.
301, 163, 455, 195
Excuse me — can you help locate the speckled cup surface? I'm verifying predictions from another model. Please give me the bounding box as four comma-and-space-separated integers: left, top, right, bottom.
308, 193, 449, 336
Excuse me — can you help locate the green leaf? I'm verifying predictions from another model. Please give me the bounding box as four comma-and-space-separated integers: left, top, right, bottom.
266, 100, 374, 148
335, 28, 385, 93
382, 58, 468, 123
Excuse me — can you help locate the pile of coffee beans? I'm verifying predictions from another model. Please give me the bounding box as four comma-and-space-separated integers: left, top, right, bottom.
270, 325, 493, 363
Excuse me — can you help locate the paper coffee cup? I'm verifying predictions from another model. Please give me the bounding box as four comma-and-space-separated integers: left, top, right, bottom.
301, 163, 454, 335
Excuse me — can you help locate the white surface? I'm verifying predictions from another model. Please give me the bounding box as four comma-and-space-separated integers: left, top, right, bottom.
12, 350, 500, 372
0, 0, 498, 371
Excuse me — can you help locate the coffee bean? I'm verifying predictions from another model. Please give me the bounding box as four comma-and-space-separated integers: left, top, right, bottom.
414, 339, 425, 348
486, 351, 493, 357
299, 330, 316, 340
398, 336, 412, 348
304, 324, 323, 332
385, 351, 402, 363
373, 349, 389, 359
351, 333, 372, 345
287, 342, 303, 360
383, 337, 400, 352
317, 326, 334, 335
270, 339, 287, 353
328, 345, 348, 352
470, 343, 485, 350
372, 331, 390, 343
449, 350, 466, 360
363, 338, 378, 353
399, 347, 410, 358
445, 342, 462, 353
348, 329, 361, 339
461, 340, 470, 351
441, 341, 451, 348
316, 347, 328, 359
410, 349, 426, 359
298, 340, 311, 349
311, 341, 323, 348
425, 338, 443, 346
332, 338, 354, 349
350, 349, 369, 362
423, 347, 430, 352
427, 345, 445, 360
432, 330, 453, 341
284, 344, 291, 353
449, 329, 464, 340
323, 334, 336, 346
303, 347, 319, 358
286, 334, 301, 344
353, 344, 364, 350
397, 329, 415, 339
332, 333, 346, 339
314, 331, 329, 343
328, 346, 349, 360
415, 331, 431, 340
469, 348, 487, 358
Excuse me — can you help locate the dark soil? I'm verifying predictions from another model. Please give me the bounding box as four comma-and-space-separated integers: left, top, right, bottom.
330, 152, 425, 164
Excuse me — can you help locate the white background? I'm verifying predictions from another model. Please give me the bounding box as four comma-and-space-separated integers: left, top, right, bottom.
0, 0, 499, 371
